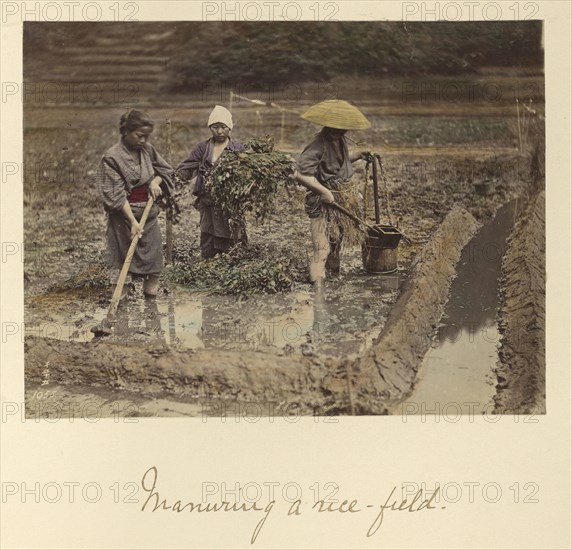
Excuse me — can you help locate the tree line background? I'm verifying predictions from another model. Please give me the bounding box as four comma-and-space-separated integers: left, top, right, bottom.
25, 21, 543, 93
168, 21, 543, 90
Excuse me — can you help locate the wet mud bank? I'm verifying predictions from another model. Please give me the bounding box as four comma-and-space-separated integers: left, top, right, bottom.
391, 198, 523, 414
495, 191, 545, 414
347, 207, 479, 413
25, 338, 338, 412
26, 207, 479, 415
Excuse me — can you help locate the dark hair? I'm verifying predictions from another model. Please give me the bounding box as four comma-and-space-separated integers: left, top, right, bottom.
119, 109, 154, 135
322, 127, 347, 138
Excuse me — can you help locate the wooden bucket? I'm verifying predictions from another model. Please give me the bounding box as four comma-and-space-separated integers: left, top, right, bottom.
362, 225, 402, 274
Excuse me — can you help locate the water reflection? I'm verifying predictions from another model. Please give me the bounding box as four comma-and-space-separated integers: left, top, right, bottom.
114, 298, 166, 344
401, 199, 522, 414
157, 297, 203, 349
151, 272, 400, 355
28, 271, 400, 356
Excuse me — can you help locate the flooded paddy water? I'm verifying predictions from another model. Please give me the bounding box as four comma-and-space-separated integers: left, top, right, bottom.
25, 267, 402, 417
25, 270, 401, 357
394, 199, 523, 415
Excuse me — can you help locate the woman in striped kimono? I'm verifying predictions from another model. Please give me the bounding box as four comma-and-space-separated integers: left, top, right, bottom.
96, 109, 174, 299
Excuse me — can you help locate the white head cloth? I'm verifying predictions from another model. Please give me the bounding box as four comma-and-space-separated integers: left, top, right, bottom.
207, 105, 233, 130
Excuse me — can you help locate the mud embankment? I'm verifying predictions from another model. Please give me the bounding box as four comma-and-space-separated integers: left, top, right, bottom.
26, 207, 478, 415
25, 338, 337, 411
495, 191, 545, 414
346, 207, 479, 413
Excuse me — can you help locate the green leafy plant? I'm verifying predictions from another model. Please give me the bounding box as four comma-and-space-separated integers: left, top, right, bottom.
205, 136, 294, 223
165, 241, 306, 295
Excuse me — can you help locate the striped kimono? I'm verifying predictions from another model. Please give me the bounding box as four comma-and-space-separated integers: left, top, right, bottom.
96, 141, 173, 279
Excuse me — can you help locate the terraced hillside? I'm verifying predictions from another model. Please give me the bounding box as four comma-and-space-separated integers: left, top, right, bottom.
24, 22, 188, 102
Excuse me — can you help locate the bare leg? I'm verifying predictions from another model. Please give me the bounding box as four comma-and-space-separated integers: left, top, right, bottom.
110, 284, 130, 301
309, 217, 329, 284
143, 274, 160, 298
325, 234, 342, 276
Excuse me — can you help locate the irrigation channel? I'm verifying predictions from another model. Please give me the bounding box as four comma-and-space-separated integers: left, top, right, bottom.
393, 199, 522, 415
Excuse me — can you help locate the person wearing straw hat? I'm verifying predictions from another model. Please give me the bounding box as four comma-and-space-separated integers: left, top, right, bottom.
293, 100, 371, 285
177, 105, 247, 259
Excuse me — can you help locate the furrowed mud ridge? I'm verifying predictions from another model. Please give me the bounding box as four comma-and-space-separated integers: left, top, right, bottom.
495, 191, 546, 414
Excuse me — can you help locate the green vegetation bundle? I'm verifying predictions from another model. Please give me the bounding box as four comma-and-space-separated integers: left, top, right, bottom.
166, 241, 306, 295
205, 136, 294, 223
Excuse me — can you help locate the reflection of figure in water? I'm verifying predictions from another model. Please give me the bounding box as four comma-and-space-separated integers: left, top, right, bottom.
96, 109, 174, 300
292, 100, 371, 285
176, 106, 247, 259
113, 299, 165, 344
198, 295, 262, 351
167, 299, 178, 345
200, 294, 235, 349
142, 300, 164, 341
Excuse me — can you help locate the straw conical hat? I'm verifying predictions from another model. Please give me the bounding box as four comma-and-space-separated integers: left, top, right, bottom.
300, 100, 371, 130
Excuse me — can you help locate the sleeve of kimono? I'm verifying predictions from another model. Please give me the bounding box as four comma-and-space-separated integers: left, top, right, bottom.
296, 135, 324, 177
96, 156, 127, 212
150, 146, 173, 176
231, 140, 246, 152
147, 145, 175, 194
176, 142, 206, 180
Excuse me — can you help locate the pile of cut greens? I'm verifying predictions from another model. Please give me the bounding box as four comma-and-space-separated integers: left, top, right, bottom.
165, 241, 307, 295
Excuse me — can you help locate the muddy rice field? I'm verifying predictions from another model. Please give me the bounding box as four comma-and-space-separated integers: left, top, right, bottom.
23, 78, 546, 417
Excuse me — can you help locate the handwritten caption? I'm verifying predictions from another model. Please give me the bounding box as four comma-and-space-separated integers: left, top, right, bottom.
138, 467, 539, 544
1, 467, 540, 544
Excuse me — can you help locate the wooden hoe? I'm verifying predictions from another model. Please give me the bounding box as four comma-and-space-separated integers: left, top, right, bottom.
91, 196, 154, 337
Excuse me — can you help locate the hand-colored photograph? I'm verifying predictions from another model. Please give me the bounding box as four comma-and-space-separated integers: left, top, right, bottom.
23, 20, 545, 418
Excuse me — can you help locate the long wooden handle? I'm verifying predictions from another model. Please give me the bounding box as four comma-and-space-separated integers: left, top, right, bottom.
328, 202, 383, 236
371, 155, 381, 224
165, 118, 174, 264
374, 154, 393, 225
107, 196, 154, 320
